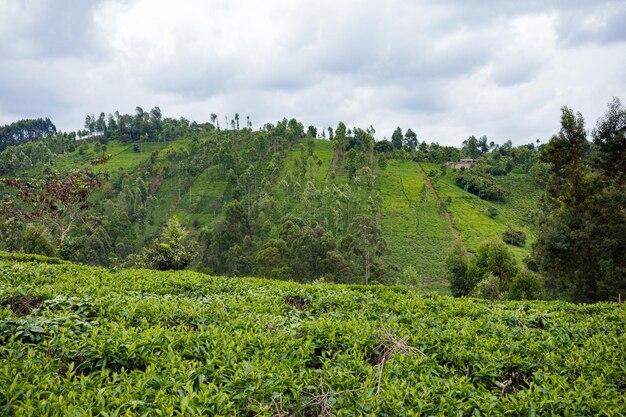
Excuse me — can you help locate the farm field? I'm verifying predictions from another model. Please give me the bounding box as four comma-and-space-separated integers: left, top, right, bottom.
421, 162, 541, 260
1, 254, 624, 416
379, 160, 456, 291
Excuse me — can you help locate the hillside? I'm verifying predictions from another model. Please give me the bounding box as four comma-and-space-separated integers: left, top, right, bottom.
421, 162, 541, 261
0, 120, 545, 292
0, 255, 624, 415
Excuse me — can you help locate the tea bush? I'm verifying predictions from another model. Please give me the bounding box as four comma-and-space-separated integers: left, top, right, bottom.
0, 258, 624, 415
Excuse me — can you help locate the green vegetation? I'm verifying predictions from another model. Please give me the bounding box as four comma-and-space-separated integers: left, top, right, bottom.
455, 169, 508, 201
0, 100, 623, 302
502, 227, 527, 247
533, 100, 626, 302
425, 162, 540, 262
379, 159, 455, 291
0, 256, 624, 415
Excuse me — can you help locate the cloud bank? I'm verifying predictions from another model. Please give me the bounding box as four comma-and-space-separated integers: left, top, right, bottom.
1, 0, 625, 145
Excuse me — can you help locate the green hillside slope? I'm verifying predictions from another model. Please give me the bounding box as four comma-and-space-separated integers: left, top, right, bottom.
421, 162, 541, 260
1, 256, 624, 415
0, 122, 544, 292
379, 160, 456, 291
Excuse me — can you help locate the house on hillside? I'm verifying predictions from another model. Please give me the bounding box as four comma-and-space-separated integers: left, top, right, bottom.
446, 158, 477, 169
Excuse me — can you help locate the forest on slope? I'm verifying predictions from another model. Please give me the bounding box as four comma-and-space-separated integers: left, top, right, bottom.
0, 99, 623, 302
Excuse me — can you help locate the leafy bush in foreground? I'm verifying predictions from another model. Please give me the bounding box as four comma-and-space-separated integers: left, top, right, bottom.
0, 259, 624, 415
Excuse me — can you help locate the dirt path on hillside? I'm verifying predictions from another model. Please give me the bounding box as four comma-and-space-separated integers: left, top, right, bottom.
416, 163, 461, 242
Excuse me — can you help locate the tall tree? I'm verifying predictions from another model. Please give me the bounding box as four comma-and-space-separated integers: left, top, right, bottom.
533, 104, 625, 302
1, 171, 101, 244
345, 214, 388, 285
335, 122, 347, 154
391, 127, 403, 150
404, 128, 417, 150
462, 135, 479, 159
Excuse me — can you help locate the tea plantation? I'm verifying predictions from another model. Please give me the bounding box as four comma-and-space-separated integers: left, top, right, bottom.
1, 255, 625, 416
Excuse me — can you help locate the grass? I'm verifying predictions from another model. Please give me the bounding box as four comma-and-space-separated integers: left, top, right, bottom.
172, 164, 228, 229
378, 159, 456, 292
423, 163, 541, 260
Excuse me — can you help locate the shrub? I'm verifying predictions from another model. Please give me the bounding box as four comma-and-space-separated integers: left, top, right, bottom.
445, 242, 473, 297
22, 225, 56, 257
485, 207, 498, 218
472, 238, 519, 285
143, 220, 196, 271
510, 269, 545, 300
455, 170, 507, 201
502, 227, 526, 246
463, 238, 520, 299
0, 250, 64, 264
57, 237, 80, 261
402, 266, 422, 288
473, 273, 505, 300
523, 253, 539, 272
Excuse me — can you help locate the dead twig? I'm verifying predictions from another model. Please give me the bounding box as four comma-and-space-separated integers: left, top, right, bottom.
372, 328, 428, 367
376, 357, 385, 395
304, 378, 360, 417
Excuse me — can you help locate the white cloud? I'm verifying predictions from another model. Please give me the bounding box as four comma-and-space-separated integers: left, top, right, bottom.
0, 0, 625, 145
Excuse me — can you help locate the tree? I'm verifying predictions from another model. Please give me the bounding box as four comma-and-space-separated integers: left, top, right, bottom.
345, 214, 388, 285
210, 113, 219, 130
374, 140, 393, 153
143, 219, 195, 270
445, 241, 471, 297
0, 118, 57, 151
468, 238, 518, 288
447, 239, 518, 297
335, 122, 347, 154
592, 97, 626, 183
478, 135, 489, 154
533, 103, 625, 302
391, 127, 403, 150
462, 135, 479, 159
1, 170, 101, 244
22, 225, 56, 257
404, 128, 417, 150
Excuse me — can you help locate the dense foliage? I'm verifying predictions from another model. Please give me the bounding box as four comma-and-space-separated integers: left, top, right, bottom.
455, 170, 508, 201
0, 105, 550, 292
0, 256, 624, 415
446, 238, 541, 301
533, 99, 626, 302
502, 227, 527, 247
141, 220, 196, 271
0, 118, 57, 151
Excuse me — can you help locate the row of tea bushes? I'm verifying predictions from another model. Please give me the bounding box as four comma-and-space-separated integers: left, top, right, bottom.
0, 258, 624, 415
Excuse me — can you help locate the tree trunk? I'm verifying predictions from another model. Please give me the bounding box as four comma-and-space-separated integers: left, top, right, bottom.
365, 250, 370, 286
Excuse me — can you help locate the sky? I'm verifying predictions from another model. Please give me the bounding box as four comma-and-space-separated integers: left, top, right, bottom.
1, 0, 625, 146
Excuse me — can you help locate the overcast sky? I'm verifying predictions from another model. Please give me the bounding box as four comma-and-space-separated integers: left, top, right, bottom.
1, 0, 625, 145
